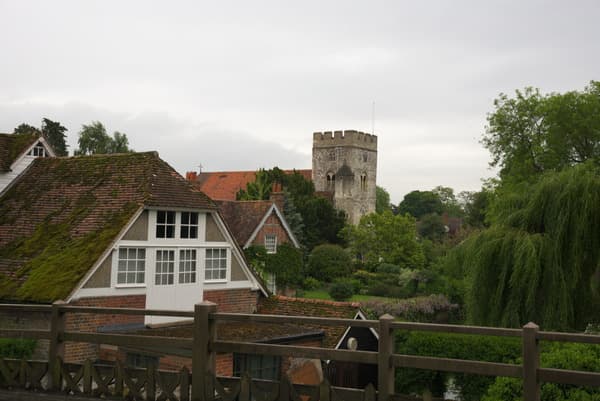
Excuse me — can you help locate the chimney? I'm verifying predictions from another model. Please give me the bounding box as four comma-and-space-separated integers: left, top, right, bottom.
186, 171, 198, 181
270, 182, 285, 211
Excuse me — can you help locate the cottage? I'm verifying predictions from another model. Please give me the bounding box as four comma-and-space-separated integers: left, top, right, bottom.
0, 152, 266, 360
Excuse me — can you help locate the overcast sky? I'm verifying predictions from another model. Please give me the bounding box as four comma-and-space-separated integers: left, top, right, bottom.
1, 1, 599, 203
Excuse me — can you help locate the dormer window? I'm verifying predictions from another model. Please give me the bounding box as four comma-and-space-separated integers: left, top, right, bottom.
29, 143, 46, 157
156, 211, 176, 238
154, 211, 199, 239
180, 212, 199, 239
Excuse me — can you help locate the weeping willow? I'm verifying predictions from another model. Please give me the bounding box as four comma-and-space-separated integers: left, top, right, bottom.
454, 162, 600, 330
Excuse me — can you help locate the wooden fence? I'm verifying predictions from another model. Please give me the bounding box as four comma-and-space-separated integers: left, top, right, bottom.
0, 301, 599, 401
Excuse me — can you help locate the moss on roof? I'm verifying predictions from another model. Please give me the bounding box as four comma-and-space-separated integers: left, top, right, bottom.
0, 132, 40, 172
0, 152, 216, 303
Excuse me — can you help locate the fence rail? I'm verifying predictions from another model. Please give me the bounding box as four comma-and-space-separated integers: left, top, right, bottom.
1, 301, 600, 401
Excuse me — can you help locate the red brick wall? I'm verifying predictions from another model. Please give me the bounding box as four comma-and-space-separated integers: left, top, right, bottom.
249, 212, 292, 248
216, 353, 233, 376
203, 288, 259, 313
65, 295, 145, 362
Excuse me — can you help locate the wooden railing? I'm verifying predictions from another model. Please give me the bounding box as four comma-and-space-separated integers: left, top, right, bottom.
1, 301, 600, 400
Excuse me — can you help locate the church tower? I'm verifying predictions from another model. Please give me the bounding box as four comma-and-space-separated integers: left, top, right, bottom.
312, 130, 377, 225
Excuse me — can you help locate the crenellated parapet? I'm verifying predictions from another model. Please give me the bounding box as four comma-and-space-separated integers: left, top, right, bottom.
313, 130, 377, 150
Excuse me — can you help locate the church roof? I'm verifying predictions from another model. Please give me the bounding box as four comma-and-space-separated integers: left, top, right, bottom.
193, 169, 312, 200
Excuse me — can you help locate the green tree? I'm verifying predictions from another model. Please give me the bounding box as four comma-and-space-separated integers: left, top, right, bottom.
236, 168, 274, 200
483, 81, 600, 183
236, 167, 345, 250
417, 213, 446, 242
75, 121, 133, 155
460, 189, 492, 228
13, 123, 40, 135
432, 186, 463, 217
449, 163, 600, 330
398, 190, 443, 219
41, 118, 68, 156
376, 186, 391, 214
344, 211, 425, 270
306, 244, 352, 282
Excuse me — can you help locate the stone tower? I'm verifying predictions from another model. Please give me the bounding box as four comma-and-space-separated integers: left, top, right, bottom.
312, 130, 377, 225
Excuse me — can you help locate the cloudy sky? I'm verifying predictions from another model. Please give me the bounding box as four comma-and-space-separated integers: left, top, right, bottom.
1, 1, 599, 203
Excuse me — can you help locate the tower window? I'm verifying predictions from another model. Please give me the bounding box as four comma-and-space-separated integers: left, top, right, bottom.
326, 173, 336, 190
360, 174, 367, 191
362, 152, 368, 162
328, 150, 336, 161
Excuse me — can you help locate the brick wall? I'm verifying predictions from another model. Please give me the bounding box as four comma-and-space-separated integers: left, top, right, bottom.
249, 212, 292, 248
65, 295, 145, 362
203, 288, 259, 313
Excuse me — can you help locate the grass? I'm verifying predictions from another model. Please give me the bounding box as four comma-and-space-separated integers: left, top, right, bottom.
300, 289, 395, 302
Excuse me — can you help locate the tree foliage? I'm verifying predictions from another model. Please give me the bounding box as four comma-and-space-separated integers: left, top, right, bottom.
398, 190, 443, 219
344, 211, 425, 270
236, 167, 345, 250
75, 121, 133, 155
13, 123, 40, 135
13, 119, 69, 156
449, 163, 600, 330
41, 118, 68, 156
376, 186, 391, 214
483, 343, 600, 401
483, 81, 600, 182
306, 244, 352, 282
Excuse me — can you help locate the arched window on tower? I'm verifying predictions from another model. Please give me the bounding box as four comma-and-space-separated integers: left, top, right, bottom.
326, 173, 336, 191
360, 173, 367, 191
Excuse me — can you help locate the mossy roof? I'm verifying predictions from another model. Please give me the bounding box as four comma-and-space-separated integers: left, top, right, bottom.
0, 152, 216, 303
0, 132, 40, 172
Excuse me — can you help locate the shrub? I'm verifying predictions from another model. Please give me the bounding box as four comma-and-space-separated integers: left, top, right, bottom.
329, 280, 354, 301
395, 332, 521, 400
302, 277, 321, 290
483, 343, 600, 401
0, 338, 36, 359
306, 244, 352, 282
362, 295, 458, 322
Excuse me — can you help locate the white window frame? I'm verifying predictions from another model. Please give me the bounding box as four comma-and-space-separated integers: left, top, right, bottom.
155, 249, 175, 285
264, 234, 277, 254
204, 248, 229, 282
179, 248, 197, 284
29, 143, 46, 157
116, 247, 146, 287
156, 211, 176, 238
150, 210, 202, 241
180, 212, 199, 239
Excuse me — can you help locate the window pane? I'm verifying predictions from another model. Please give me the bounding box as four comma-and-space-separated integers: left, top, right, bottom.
157, 211, 165, 224
181, 226, 189, 238
189, 226, 198, 239
167, 211, 175, 224
190, 213, 198, 225
166, 225, 174, 238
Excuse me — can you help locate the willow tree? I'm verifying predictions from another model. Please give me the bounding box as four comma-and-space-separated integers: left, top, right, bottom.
451, 163, 600, 330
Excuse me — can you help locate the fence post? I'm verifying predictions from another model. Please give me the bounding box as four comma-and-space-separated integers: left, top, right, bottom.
522, 322, 540, 401
192, 301, 217, 401
378, 314, 394, 401
48, 300, 66, 391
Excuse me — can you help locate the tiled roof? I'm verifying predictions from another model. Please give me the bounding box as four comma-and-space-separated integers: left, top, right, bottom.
194, 169, 312, 201
258, 296, 361, 348
130, 321, 324, 344
0, 152, 216, 303
0, 132, 40, 172
216, 200, 275, 247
